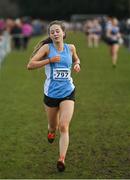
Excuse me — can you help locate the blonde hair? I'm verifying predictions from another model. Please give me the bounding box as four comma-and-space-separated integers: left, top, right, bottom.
31, 20, 66, 58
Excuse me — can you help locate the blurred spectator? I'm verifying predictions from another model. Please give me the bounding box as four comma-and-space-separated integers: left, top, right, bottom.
32, 19, 43, 36
10, 19, 22, 50
5, 18, 14, 33
123, 19, 130, 49
83, 19, 102, 47
0, 28, 11, 66
83, 20, 93, 47
21, 19, 33, 49
0, 31, 6, 65
105, 17, 122, 67
0, 19, 5, 32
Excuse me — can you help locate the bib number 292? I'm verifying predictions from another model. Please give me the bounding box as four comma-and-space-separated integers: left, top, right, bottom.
53, 69, 70, 80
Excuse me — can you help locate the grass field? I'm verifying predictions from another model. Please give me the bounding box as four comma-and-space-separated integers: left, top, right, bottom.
0, 32, 130, 179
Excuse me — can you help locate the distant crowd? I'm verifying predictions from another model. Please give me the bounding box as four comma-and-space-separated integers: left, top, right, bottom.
0, 17, 47, 65
82, 16, 130, 49
82, 16, 130, 67
0, 16, 130, 66
0, 17, 47, 50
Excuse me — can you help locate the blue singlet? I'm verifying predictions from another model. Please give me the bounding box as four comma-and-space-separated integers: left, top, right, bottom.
44, 43, 75, 98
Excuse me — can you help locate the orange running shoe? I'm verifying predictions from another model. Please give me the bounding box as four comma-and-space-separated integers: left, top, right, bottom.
47, 131, 55, 143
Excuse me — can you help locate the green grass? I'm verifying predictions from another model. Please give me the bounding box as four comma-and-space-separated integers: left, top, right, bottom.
0, 32, 130, 179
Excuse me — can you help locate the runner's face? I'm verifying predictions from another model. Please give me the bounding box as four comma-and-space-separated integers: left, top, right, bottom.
49, 24, 64, 43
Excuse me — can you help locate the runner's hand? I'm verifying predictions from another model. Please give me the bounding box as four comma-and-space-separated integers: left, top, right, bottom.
50, 56, 60, 63
73, 63, 80, 72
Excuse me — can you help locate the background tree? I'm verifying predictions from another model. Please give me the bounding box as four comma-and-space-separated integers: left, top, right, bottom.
1, 0, 130, 19
0, 0, 19, 18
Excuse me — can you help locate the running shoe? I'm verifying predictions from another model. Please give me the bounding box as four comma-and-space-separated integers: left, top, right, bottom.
57, 160, 65, 172
47, 131, 55, 143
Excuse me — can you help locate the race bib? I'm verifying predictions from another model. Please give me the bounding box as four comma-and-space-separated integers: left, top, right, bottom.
53, 68, 71, 80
